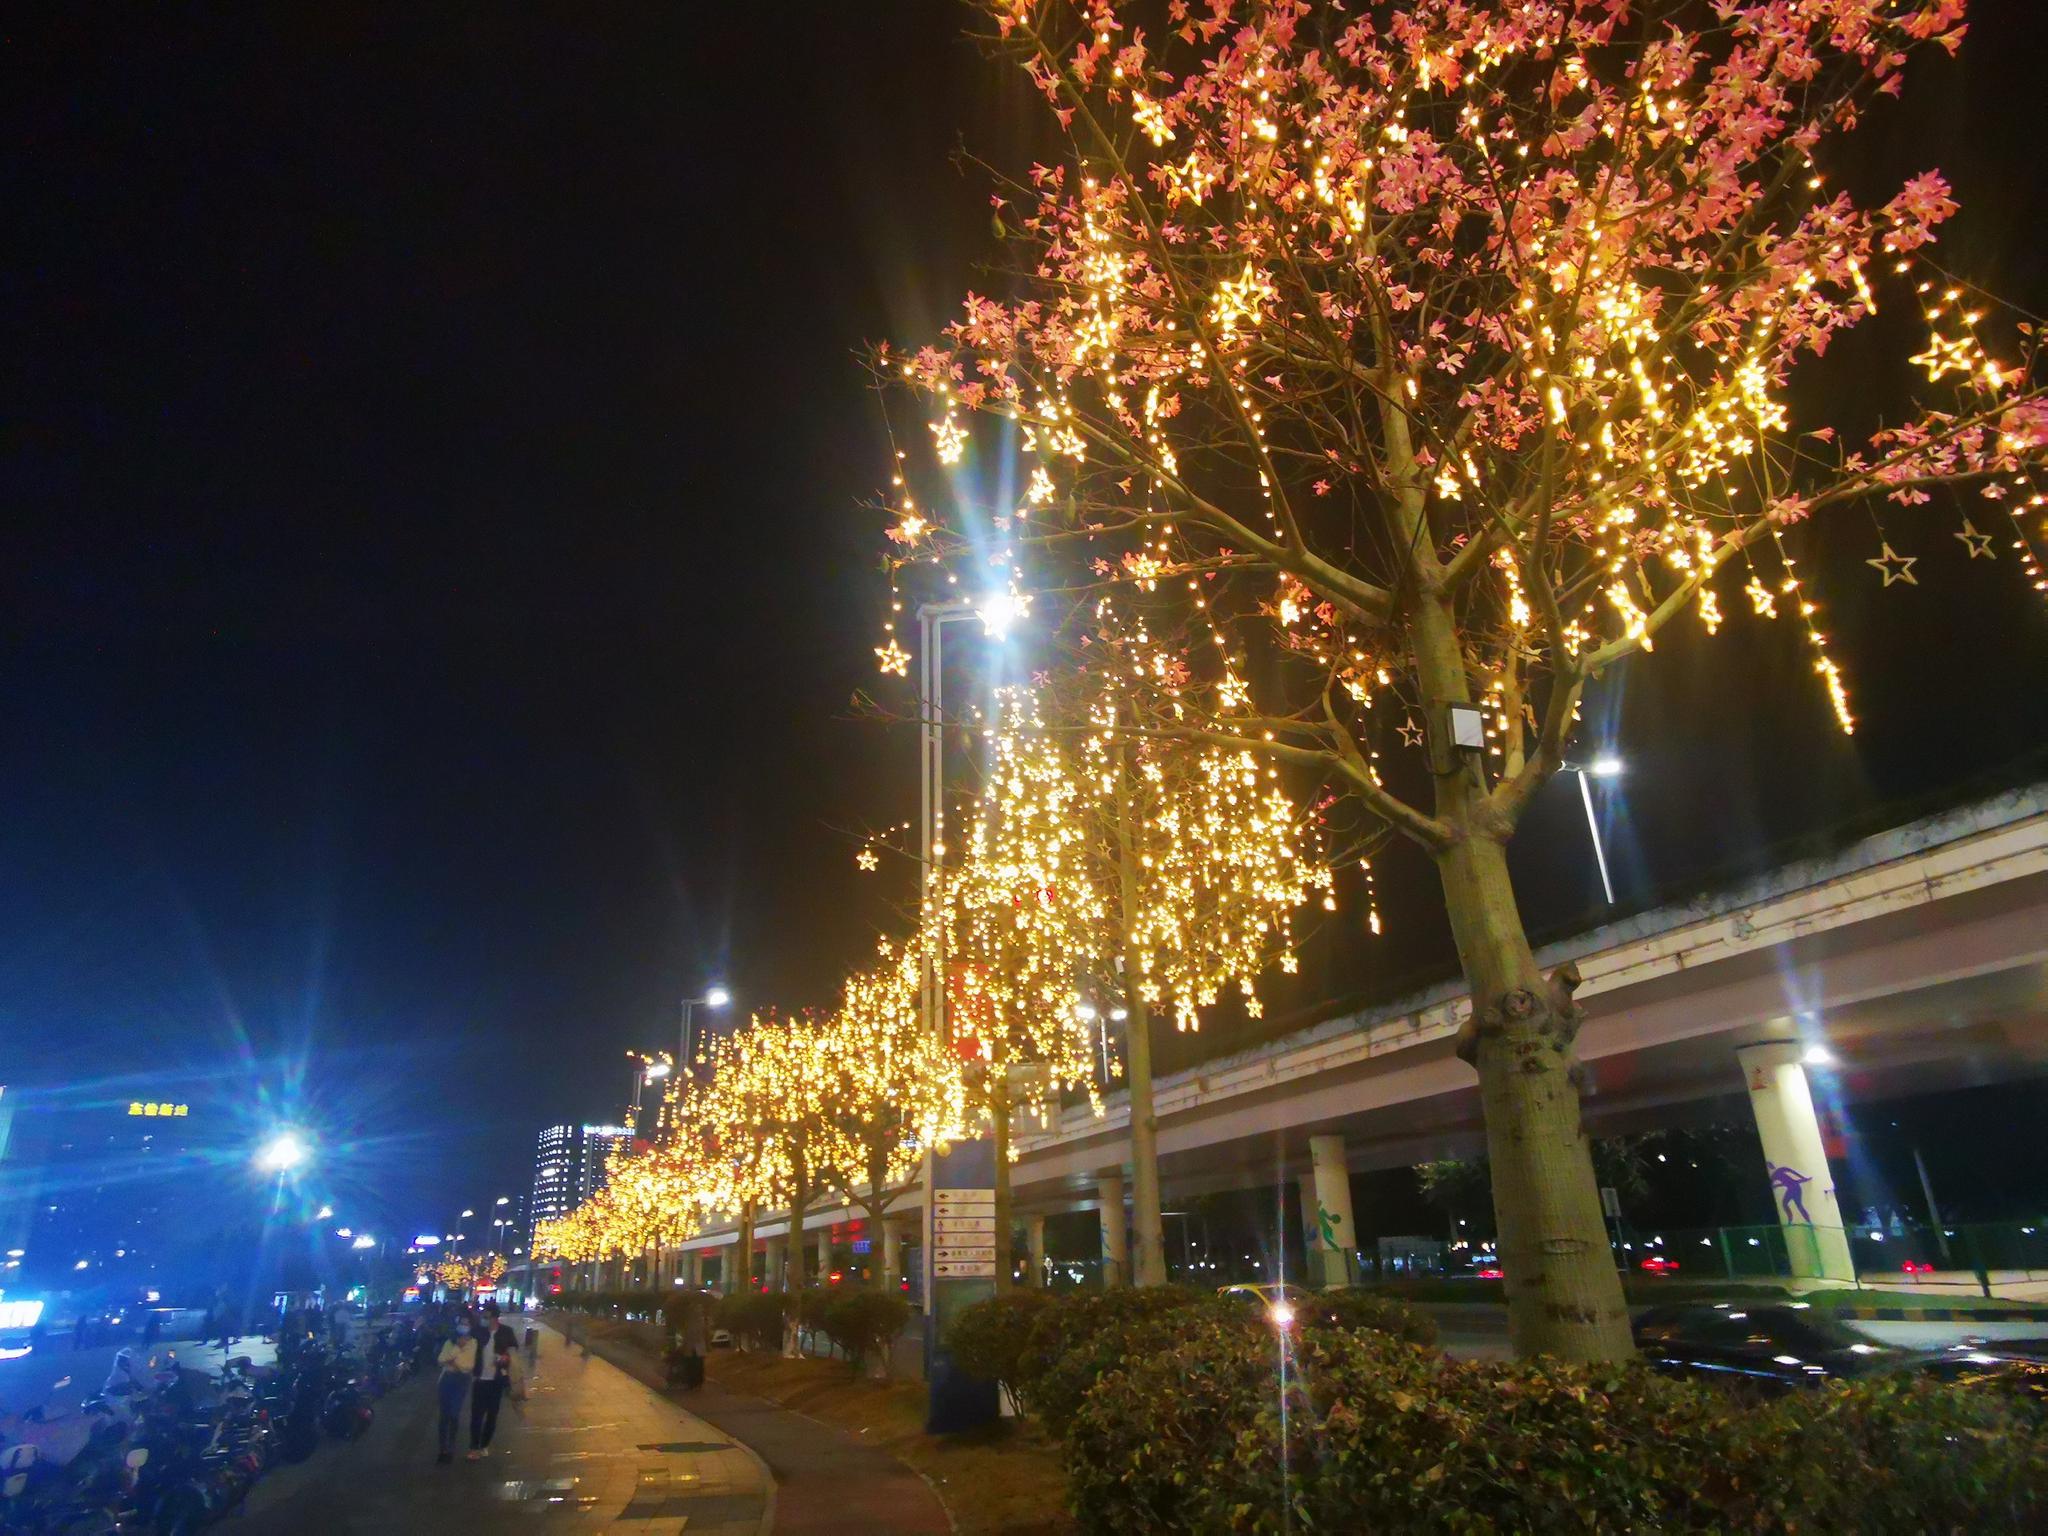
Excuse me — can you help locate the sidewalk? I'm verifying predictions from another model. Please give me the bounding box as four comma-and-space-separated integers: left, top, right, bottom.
567, 1318, 952, 1535
238, 1321, 769, 1534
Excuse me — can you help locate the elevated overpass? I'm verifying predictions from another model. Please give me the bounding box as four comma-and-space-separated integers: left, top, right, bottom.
644, 781, 2048, 1290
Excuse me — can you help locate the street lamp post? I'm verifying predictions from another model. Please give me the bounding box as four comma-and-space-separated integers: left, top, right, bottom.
917, 595, 1021, 1432
679, 989, 731, 1077
1561, 755, 1624, 905
627, 1051, 672, 1133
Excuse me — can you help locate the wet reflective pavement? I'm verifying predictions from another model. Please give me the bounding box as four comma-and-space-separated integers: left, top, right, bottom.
237, 1323, 769, 1535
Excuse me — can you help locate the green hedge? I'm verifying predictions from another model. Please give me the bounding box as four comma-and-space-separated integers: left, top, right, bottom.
1065, 1322, 2048, 1533
821, 1291, 911, 1376
1294, 1285, 1439, 1347
945, 1290, 1057, 1408
944, 1284, 1437, 1433
716, 1291, 789, 1351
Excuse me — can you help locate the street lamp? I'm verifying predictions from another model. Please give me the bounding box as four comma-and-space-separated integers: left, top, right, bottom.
680, 989, 731, 1074
627, 1049, 672, 1129
253, 1129, 309, 1176
915, 594, 1028, 1392
1560, 756, 1623, 905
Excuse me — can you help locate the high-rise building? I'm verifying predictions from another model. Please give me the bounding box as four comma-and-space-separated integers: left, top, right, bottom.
526, 1123, 638, 1247
528, 1124, 577, 1248
576, 1125, 636, 1205
2, 1085, 234, 1298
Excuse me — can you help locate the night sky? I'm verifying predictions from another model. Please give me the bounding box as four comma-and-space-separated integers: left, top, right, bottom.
6, 3, 2048, 1240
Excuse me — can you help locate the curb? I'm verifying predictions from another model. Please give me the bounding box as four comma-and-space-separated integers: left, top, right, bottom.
1819, 1306, 2048, 1323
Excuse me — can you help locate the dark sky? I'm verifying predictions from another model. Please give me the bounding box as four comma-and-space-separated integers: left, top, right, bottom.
6, 3, 2047, 1240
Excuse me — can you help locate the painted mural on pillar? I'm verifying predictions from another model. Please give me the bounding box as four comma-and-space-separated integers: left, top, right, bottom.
1769, 1164, 1815, 1224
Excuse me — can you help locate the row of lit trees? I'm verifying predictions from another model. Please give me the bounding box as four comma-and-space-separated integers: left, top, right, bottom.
531, 664, 1330, 1331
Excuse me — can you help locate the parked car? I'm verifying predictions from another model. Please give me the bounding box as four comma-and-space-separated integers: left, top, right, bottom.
1634, 1303, 2048, 1401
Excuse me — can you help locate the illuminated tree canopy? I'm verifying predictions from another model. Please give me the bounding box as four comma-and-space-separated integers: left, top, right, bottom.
874, 0, 2047, 1358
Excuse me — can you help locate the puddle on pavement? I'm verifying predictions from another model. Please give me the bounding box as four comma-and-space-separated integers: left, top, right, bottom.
491, 1476, 599, 1510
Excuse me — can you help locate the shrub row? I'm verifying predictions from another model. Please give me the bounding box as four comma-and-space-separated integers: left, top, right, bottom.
945, 1284, 1435, 1435
712, 1287, 910, 1372
1065, 1321, 2048, 1533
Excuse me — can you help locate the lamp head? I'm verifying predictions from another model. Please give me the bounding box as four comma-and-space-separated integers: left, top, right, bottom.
1588, 754, 1625, 778
976, 591, 1028, 637
253, 1130, 309, 1175
704, 987, 732, 1009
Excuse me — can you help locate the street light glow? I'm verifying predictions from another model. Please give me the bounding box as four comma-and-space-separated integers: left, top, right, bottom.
316, 1204, 334, 1219
643, 1060, 671, 1080
495, 1196, 511, 1205
976, 591, 1028, 636
461, 1209, 474, 1218
335, 1227, 353, 1238
253, 1129, 309, 1174
1802, 1044, 1836, 1067
1588, 754, 1625, 778
351, 1234, 377, 1250
704, 986, 732, 1009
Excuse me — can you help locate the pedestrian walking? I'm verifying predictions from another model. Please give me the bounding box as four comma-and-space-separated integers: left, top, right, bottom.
677, 1300, 707, 1391
466, 1302, 519, 1460
434, 1311, 476, 1465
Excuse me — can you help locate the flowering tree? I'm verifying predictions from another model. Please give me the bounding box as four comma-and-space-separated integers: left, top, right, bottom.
884, 0, 2047, 1357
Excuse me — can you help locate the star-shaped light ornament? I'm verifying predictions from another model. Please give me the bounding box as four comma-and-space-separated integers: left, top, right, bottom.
856, 847, 880, 872
1866, 543, 1918, 587
1955, 519, 1996, 560
1397, 717, 1425, 749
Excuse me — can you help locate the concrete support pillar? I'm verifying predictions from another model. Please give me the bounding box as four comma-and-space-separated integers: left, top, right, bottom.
815, 1227, 831, 1281
882, 1220, 905, 1292
1738, 1042, 1856, 1282
1026, 1214, 1047, 1288
1302, 1179, 1318, 1286
765, 1234, 788, 1291
1307, 1134, 1359, 1288
1097, 1171, 1128, 1287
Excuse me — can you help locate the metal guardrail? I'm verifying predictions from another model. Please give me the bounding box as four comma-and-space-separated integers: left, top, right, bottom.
1022, 1220, 2048, 1296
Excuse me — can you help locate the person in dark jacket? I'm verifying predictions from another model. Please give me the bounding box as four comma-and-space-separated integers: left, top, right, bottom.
466, 1303, 519, 1459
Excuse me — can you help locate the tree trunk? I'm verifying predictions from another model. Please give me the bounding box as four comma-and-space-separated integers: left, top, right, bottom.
1437, 831, 1633, 1360
1114, 747, 1169, 1286
784, 1166, 811, 1358
860, 1144, 900, 1290
991, 1078, 1014, 1295
734, 1204, 755, 1297
1398, 553, 1630, 1361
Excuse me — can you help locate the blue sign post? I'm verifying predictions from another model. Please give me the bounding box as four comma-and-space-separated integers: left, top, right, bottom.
923, 1134, 1000, 1433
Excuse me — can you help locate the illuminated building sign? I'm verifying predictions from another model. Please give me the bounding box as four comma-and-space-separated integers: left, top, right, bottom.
127, 1102, 189, 1117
